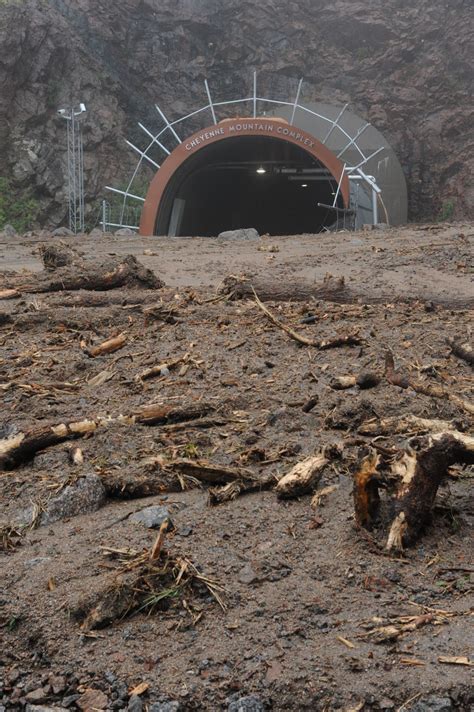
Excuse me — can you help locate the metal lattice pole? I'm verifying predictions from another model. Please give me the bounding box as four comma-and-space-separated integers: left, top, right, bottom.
59, 104, 87, 234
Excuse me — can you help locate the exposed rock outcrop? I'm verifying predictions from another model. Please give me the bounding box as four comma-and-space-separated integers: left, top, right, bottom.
0, 0, 472, 225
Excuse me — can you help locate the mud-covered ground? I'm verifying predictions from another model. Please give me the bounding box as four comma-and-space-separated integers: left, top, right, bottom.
0, 224, 473, 712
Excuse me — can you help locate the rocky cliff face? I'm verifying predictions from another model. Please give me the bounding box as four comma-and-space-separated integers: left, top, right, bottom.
0, 0, 472, 227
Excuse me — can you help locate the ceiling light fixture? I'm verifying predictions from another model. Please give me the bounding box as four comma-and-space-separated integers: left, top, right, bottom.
256, 166, 266, 174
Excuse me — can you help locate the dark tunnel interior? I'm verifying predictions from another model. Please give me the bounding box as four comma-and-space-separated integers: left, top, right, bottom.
155, 136, 343, 236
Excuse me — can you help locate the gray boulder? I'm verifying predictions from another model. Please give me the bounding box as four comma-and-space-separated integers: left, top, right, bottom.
1, 223, 17, 238
217, 228, 259, 240
129, 505, 174, 530
19, 476, 106, 526
52, 227, 74, 237
115, 228, 136, 236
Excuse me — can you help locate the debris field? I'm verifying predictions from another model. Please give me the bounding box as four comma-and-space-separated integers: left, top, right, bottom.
0, 224, 473, 711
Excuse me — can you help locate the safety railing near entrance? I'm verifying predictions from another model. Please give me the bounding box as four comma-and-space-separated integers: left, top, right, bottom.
103, 72, 384, 233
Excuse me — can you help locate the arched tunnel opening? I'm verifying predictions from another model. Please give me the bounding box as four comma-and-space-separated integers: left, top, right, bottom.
154, 136, 344, 236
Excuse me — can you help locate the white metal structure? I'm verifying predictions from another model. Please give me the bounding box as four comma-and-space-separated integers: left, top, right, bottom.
59, 104, 87, 234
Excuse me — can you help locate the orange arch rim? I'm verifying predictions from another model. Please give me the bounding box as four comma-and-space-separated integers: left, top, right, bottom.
139, 118, 350, 236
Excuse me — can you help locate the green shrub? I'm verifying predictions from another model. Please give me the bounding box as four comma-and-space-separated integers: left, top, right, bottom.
438, 199, 455, 222
0, 177, 40, 232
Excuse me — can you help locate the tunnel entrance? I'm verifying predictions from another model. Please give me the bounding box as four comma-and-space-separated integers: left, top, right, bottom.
157, 136, 343, 236
139, 119, 349, 236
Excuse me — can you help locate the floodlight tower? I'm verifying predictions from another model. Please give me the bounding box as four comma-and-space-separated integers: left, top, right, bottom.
58, 103, 87, 234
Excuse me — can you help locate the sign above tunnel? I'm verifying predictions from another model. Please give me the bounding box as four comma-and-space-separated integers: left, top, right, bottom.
184, 120, 317, 153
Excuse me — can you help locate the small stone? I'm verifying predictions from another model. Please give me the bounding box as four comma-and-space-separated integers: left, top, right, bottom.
129, 505, 174, 530
149, 703, 180, 712
115, 228, 136, 236
26, 707, 68, 712
128, 695, 143, 712
238, 563, 259, 585
49, 676, 66, 695
77, 689, 109, 711
411, 697, 452, 712
62, 695, 81, 707
217, 228, 259, 240
228, 695, 265, 712
25, 689, 49, 704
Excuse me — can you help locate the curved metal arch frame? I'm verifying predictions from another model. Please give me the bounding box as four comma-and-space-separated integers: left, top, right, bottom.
104, 72, 385, 232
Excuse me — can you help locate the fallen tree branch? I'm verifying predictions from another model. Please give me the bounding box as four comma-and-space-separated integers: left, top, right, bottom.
252, 288, 362, 350
385, 351, 474, 415
357, 415, 463, 437
9, 255, 163, 293
133, 402, 214, 426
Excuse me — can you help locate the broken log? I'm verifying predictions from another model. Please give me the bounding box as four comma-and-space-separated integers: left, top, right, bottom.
218, 274, 350, 303
165, 458, 259, 485
446, 338, 474, 367
208, 473, 276, 505
358, 415, 463, 437
10, 255, 163, 293
385, 351, 474, 415
133, 402, 214, 426
0, 419, 100, 470
275, 445, 342, 499
385, 433, 474, 550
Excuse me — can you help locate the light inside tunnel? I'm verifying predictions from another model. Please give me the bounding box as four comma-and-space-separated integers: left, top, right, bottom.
154, 136, 343, 236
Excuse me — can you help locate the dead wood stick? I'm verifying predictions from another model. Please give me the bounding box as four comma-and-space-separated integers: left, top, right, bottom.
385, 433, 474, 550
252, 288, 361, 349
385, 351, 474, 415
358, 415, 463, 437
136, 353, 190, 381
446, 338, 474, 367
165, 458, 259, 485
87, 333, 127, 357
275, 444, 342, 499
330, 372, 381, 390
0, 289, 20, 300
252, 287, 317, 346
208, 473, 276, 505
133, 402, 213, 426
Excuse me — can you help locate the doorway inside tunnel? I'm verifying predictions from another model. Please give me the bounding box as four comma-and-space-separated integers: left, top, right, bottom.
153, 135, 345, 236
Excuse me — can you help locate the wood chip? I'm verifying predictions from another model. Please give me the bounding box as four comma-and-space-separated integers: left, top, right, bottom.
438, 656, 473, 666
129, 682, 150, 696
337, 635, 357, 649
